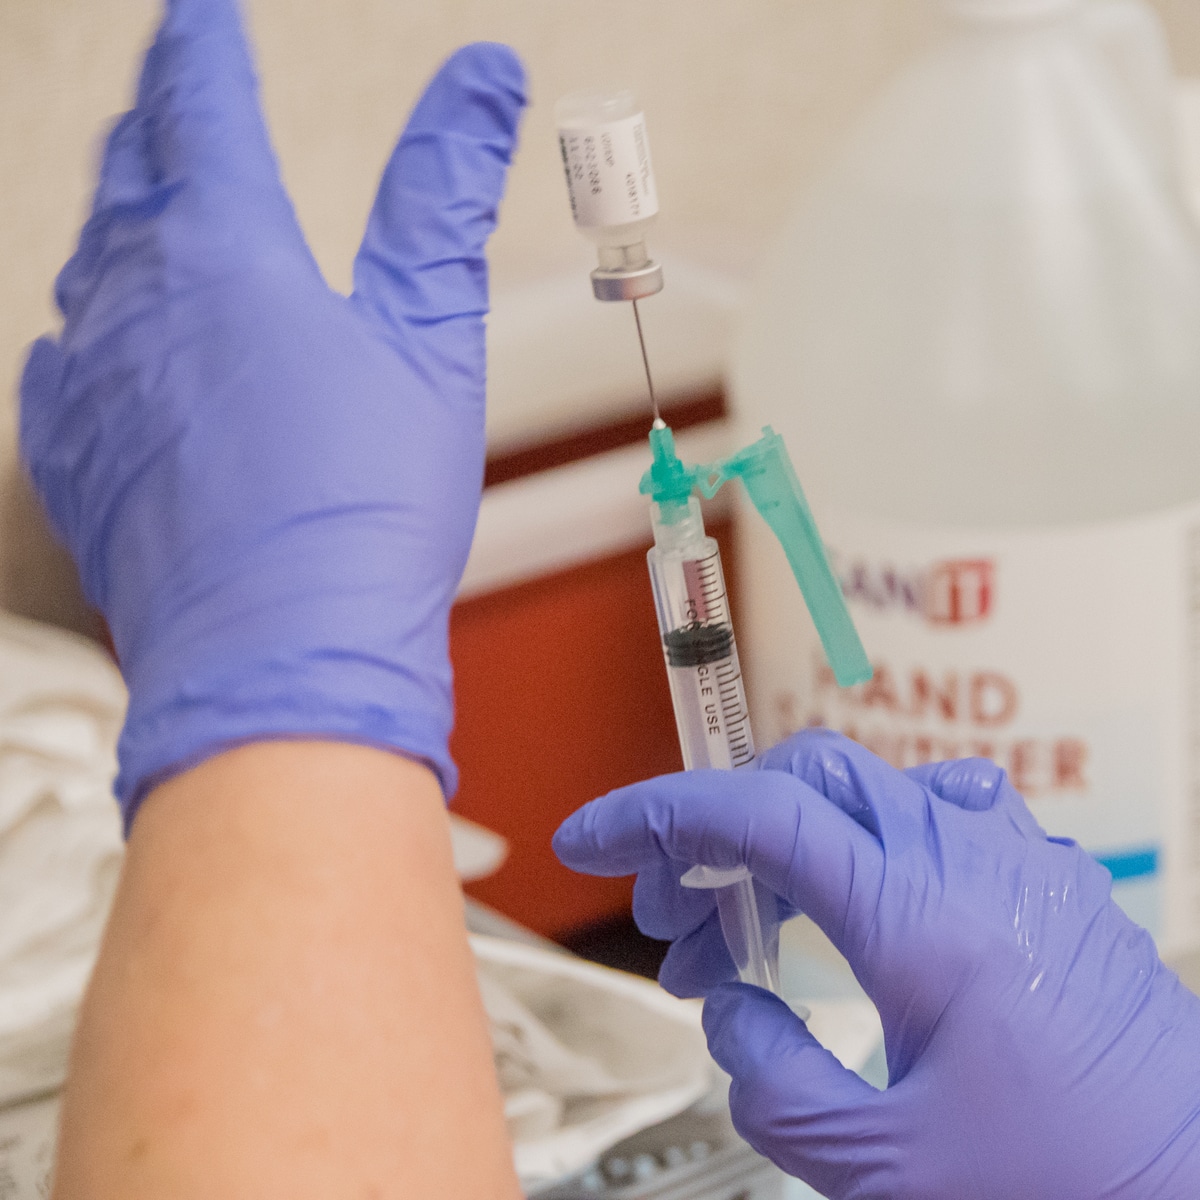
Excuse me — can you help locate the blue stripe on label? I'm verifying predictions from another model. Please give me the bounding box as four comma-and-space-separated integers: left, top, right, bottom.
1094, 847, 1159, 882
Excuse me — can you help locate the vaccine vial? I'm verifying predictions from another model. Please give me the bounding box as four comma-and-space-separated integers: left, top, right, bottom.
555, 89, 663, 301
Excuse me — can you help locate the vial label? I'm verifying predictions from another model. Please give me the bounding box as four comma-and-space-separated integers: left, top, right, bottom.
557, 113, 659, 229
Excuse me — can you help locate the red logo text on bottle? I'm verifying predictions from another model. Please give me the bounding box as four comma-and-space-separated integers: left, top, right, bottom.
832, 553, 995, 627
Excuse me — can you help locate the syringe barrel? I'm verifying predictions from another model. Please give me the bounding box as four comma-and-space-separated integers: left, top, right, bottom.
652, 498, 779, 994
647, 500, 755, 771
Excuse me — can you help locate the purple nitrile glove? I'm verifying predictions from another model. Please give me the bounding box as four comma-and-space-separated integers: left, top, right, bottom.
20, 0, 525, 825
553, 729, 1200, 1199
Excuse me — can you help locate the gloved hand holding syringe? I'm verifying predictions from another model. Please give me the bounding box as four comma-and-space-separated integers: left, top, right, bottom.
556, 91, 873, 995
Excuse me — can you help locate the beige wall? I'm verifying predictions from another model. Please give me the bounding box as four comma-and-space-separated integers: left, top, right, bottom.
1, 0, 1198, 632
1156, 0, 1200, 73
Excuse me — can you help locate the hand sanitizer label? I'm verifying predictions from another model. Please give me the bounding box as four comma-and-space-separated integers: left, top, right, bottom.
740, 500, 1200, 956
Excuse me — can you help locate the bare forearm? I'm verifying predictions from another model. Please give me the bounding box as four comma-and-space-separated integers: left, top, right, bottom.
52, 742, 520, 1199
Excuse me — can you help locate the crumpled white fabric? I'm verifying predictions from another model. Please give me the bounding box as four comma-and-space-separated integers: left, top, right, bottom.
0, 611, 125, 1108
472, 935, 712, 1193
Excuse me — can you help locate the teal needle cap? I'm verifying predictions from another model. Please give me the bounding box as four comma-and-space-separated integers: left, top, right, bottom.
640, 423, 872, 688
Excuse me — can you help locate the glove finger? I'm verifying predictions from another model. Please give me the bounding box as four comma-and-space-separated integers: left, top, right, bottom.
137, 0, 292, 207
632, 854, 716, 941
704, 983, 891, 1198
52, 113, 161, 320
91, 111, 155, 215
756, 729, 932, 845
18, 340, 76, 551
657, 909, 736, 998
907, 756, 1045, 836
905, 757, 1004, 810
351, 43, 526, 336
632, 854, 801, 944
553, 769, 884, 955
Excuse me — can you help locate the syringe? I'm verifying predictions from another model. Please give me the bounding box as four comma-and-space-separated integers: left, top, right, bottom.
645, 453, 780, 992
553, 88, 779, 985
556, 88, 873, 996
639, 422, 873, 994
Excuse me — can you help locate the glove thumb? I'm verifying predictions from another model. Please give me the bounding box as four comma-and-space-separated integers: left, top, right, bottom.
704, 984, 895, 1199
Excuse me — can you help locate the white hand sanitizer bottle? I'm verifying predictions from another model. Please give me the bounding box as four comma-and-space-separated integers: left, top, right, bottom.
733, 0, 1200, 952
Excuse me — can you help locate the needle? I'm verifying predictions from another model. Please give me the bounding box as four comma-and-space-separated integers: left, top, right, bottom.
632, 298, 661, 424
